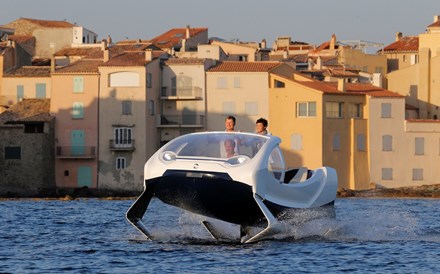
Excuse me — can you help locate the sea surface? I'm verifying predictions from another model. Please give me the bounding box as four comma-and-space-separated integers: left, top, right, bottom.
1, 197, 440, 273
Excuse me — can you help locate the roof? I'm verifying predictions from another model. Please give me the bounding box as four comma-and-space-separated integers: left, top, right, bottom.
14, 18, 75, 28
0, 98, 52, 124
427, 20, 440, 28
101, 52, 150, 67
4, 66, 51, 77
382, 36, 419, 52
149, 27, 207, 49
54, 59, 103, 73
164, 58, 206, 65
296, 80, 404, 98
208, 61, 281, 72
55, 47, 103, 59
6, 35, 34, 43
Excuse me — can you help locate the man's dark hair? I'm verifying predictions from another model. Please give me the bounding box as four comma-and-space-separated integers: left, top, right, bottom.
226, 115, 236, 125
256, 117, 268, 127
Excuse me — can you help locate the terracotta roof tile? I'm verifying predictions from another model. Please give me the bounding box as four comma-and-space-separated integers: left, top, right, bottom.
149, 27, 207, 49
427, 20, 440, 28
0, 98, 52, 124
297, 81, 403, 97
54, 60, 103, 73
7, 35, 34, 43
20, 18, 75, 28
208, 61, 281, 72
164, 58, 206, 65
383, 36, 419, 52
4, 66, 51, 77
55, 47, 103, 59
101, 52, 149, 67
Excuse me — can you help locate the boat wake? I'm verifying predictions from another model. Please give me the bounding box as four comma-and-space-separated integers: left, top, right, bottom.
129, 199, 440, 244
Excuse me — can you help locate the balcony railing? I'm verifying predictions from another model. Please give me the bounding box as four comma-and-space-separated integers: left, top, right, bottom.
56, 146, 96, 159
161, 86, 203, 99
157, 115, 205, 128
109, 140, 135, 151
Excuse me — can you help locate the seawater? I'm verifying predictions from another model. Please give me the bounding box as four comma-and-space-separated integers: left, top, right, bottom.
1, 198, 440, 273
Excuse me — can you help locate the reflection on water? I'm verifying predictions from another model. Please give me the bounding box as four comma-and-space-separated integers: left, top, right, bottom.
1, 198, 440, 273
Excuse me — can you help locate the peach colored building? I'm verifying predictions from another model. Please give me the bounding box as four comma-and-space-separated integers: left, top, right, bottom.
98, 50, 161, 192
1, 66, 51, 108
51, 59, 102, 189
206, 61, 295, 132
158, 58, 215, 145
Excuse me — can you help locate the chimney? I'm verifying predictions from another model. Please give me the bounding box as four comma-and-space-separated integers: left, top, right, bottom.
145, 49, 153, 61
337, 78, 346, 92
261, 39, 267, 49
107, 35, 112, 45
434, 15, 440, 23
50, 42, 55, 72
283, 49, 288, 59
186, 25, 191, 39
316, 56, 323, 70
181, 39, 187, 52
103, 48, 109, 62
330, 34, 336, 50
395, 32, 403, 41
101, 39, 107, 50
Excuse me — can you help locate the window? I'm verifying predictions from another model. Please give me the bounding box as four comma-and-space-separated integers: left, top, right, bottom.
245, 102, 258, 116
326, 102, 344, 118
403, 55, 407, 62
36, 83, 46, 98
149, 100, 155, 116
73, 77, 84, 93
348, 103, 362, 118
274, 80, 285, 88
410, 55, 419, 65
374, 67, 383, 74
291, 134, 302, 151
382, 168, 393, 180
382, 135, 393, 151
17, 85, 24, 102
217, 77, 227, 89
109, 72, 140, 87
72, 102, 84, 119
332, 133, 341, 151
412, 168, 423, 181
116, 157, 127, 170
415, 137, 424, 155
172, 75, 193, 96
223, 102, 235, 115
381, 103, 392, 118
297, 102, 316, 117
233, 77, 241, 88
114, 127, 132, 146
5, 146, 21, 159
146, 73, 152, 88
122, 101, 132, 115
357, 134, 366, 151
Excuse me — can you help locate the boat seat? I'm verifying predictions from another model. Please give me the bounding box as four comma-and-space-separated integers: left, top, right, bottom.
288, 167, 308, 183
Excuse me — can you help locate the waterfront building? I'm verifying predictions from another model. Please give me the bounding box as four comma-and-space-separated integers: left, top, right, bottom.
206, 61, 295, 132
0, 98, 55, 196
97, 49, 163, 192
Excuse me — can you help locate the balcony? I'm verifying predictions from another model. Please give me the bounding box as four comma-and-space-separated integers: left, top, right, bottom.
161, 86, 203, 100
56, 146, 96, 159
157, 115, 205, 128
109, 140, 135, 151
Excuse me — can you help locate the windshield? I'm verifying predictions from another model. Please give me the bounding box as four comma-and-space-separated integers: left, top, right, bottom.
162, 132, 269, 159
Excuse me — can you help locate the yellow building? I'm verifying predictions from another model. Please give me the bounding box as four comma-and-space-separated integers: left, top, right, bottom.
206, 61, 295, 132
269, 73, 404, 190
384, 16, 440, 119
